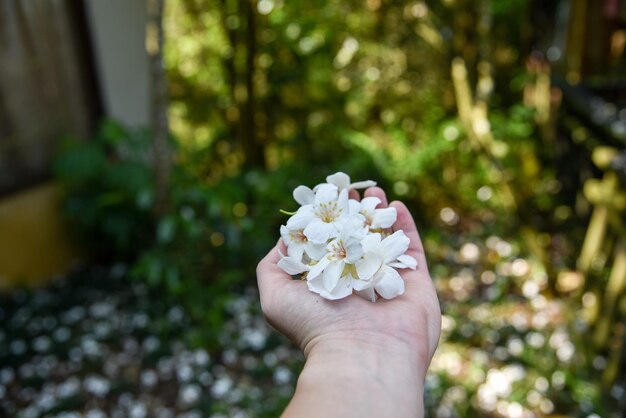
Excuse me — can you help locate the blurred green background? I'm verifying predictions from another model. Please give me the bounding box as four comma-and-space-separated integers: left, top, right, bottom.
2, 0, 626, 416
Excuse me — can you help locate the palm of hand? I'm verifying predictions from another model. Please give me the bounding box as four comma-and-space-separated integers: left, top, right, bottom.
257, 188, 441, 362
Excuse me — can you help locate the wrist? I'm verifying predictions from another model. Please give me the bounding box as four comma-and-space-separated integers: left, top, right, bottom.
305, 331, 429, 377
286, 333, 427, 417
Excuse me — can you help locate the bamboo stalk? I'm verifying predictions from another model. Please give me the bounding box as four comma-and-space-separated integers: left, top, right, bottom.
578, 204, 609, 275
578, 173, 620, 273
450, 57, 518, 212
594, 242, 626, 349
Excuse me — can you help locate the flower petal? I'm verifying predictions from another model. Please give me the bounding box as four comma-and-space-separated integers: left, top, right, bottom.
305, 242, 327, 260
323, 278, 353, 300
352, 274, 374, 291
380, 230, 410, 263
308, 255, 330, 280
360, 233, 382, 253
286, 207, 315, 229
344, 239, 364, 263
304, 219, 337, 244
341, 215, 366, 236
348, 199, 361, 216
314, 183, 339, 205
356, 287, 377, 302
350, 180, 377, 189
389, 254, 418, 270
277, 252, 310, 275
374, 266, 405, 299
326, 172, 350, 191
307, 275, 326, 295
371, 207, 397, 229
337, 188, 349, 211
280, 225, 291, 245
287, 242, 305, 261
356, 254, 382, 280
360, 196, 381, 212
322, 260, 343, 291
293, 186, 315, 206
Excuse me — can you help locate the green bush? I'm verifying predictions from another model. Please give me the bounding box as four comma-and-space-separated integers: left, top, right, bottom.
53, 119, 382, 348
54, 120, 155, 260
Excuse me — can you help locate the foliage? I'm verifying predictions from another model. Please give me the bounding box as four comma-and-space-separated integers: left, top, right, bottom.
54, 120, 381, 349
54, 121, 156, 260
163, 0, 561, 225
50, 0, 626, 416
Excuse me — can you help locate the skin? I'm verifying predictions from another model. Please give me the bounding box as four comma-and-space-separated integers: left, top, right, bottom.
256, 187, 442, 417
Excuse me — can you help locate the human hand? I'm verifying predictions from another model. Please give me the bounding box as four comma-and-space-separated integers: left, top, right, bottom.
257, 187, 441, 418
257, 186, 440, 361
257, 186, 440, 416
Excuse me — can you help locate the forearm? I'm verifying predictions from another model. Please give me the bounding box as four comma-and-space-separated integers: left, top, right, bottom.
282, 334, 427, 418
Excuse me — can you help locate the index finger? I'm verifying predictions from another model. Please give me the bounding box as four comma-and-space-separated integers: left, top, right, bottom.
364, 186, 388, 207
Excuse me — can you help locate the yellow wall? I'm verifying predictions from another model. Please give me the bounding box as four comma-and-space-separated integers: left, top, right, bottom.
0, 182, 80, 291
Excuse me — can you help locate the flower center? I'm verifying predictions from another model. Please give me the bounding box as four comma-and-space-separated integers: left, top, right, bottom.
315, 201, 342, 223
290, 230, 308, 243
341, 264, 358, 280
329, 240, 347, 260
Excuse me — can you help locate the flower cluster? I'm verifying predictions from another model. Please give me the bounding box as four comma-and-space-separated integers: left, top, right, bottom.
277, 172, 417, 302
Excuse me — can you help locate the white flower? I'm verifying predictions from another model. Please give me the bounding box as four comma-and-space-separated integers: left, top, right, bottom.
325, 172, 376, 192
349, 196, 397, 229
276, 172, 415, 302
287, 184, 350, 244
280, 225, 325, 261
291, 172, 375, 205
306, 217, 368, 300
357, 231, 418, 301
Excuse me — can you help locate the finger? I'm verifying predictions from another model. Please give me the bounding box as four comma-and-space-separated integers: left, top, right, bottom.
349, 189, 360, 201
364, 186, 388, 207
256, 239, 290, 290
389, 200, 429, 275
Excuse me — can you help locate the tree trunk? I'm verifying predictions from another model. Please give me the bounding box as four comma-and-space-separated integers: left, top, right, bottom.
147, 0, 171, 217
241, 0, 264, 168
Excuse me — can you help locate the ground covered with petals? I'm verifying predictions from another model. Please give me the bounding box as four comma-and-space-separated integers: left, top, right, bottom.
0, 266, 301, 418
2, 223, 625, 417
